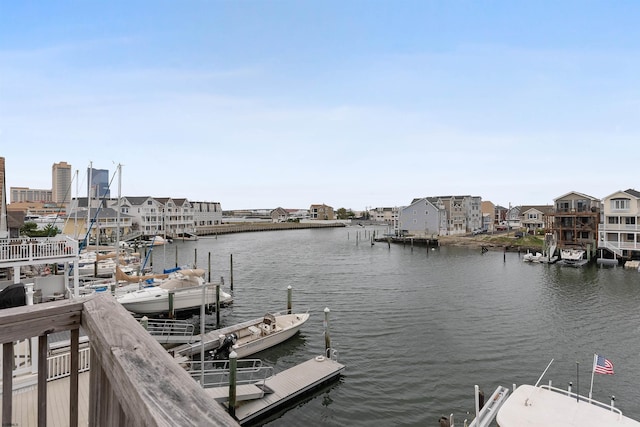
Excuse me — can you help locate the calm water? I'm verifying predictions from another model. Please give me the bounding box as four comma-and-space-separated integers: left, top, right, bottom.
150, 226, 640, 426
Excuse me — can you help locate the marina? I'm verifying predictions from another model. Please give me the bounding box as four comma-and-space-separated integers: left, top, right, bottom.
2, 226, 640, 426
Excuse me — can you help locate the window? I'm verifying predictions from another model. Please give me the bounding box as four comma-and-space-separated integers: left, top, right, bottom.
608, 217, 619, 224
624, 217, 636, 225
611, 198, 630, 210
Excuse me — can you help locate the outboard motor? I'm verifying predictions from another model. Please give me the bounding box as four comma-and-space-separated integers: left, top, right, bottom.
210, 333, 237, 360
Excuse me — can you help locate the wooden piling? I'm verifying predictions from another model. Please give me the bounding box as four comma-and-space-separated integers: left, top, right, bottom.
324, 307, 331, 356
287, 286, 292, 314
228, 351, 237, 418
194, 248, 198, 268
168, 292, 175, 319
208, 252, 211, 283
230, 254, 234, 290
216, 284, 221, 328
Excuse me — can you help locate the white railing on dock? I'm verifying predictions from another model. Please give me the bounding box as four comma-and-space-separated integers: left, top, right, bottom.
47, 347, 91, 381
0, 236, 79, 266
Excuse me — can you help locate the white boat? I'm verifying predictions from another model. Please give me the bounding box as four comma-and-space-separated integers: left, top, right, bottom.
445, 359, 640, 427
496, 383, 640, 426
523, 252, 543, 262
116, 268, 232, 315
210, 312, 310, 359
560, 248, 585, 261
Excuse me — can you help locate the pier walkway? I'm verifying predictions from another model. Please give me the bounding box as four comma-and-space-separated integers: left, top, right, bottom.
208, 354, 344, 425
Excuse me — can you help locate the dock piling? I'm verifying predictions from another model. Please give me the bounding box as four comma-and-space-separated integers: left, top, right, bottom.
287, 286, 292, 314
228, 351, 237, 418
324, 307, 331, 356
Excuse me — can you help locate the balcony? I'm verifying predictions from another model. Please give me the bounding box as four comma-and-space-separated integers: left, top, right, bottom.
0, 236, 78, 269
0, 295, 238, 426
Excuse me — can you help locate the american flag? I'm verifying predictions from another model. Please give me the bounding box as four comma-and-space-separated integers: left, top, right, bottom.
593, 354, 614, 375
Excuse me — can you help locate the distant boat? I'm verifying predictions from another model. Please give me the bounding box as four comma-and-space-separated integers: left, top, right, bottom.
560, 248, 585, 261
522, 252, 543, 263
210, 312, 310, 359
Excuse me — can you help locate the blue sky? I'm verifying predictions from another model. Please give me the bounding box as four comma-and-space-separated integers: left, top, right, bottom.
2, 1, 639, 210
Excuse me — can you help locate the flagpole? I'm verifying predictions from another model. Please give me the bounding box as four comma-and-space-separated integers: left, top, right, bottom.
589, 353, 596, 400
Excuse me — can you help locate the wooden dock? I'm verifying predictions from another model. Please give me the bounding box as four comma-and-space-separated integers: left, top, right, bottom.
207, 355, 344, 425
0, 372, 91, 426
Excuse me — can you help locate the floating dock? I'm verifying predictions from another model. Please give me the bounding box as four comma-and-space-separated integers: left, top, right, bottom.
207, 355, 345, 425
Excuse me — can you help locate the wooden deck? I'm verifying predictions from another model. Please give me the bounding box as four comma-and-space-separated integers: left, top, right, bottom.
1, 372, 90, 426
207, 355, 345, 425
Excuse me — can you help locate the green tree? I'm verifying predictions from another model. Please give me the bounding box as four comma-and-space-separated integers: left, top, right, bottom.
336, 208, 348, 220
20, 222, 38, 236
20, 222, 60, 237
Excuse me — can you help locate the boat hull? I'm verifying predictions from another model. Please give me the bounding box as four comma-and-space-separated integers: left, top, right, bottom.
117, 286, 232, 315
212, 313, 310, 359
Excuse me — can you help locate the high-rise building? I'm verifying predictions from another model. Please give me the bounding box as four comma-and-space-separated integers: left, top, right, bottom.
88, 167, 110, 199
52, 161, 72, 204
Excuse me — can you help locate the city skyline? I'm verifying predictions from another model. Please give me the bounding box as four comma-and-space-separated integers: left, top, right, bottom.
2, 2, 640, 210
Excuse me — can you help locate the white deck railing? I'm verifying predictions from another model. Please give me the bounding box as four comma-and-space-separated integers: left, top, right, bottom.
0, 236, 79, 266
47, 347, 91, 381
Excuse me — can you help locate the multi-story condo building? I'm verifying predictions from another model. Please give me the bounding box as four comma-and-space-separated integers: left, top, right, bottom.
10, 187, 52, 203
192, 201, 223, 227
598, 188, 640, 260
52, 162, 72, 205
371, 207, 399, 225
551, 191, 600, 252
157, 198, 196, 238
431, 195, 483, 235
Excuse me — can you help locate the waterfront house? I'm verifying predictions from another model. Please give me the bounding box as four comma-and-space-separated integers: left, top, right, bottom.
397, 198, 444, 237
270, 207, 289, 223
62, 207, 134, 245
598, 188, 640, 260
520, 205, 553, 233
551, 191, 600, 253
192, 200, 223, 228
310, 204, 334, 220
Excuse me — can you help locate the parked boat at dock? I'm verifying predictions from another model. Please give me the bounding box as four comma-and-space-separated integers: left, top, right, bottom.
445, 358, 640, 427
115, 268, 232, 315
210, 312, 310, 359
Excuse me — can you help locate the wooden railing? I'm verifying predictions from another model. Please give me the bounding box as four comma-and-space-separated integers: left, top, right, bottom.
0, 294, 238, 427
